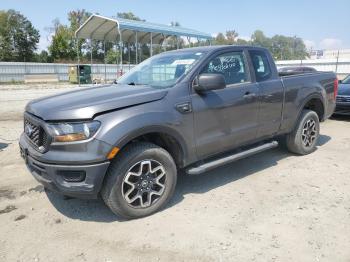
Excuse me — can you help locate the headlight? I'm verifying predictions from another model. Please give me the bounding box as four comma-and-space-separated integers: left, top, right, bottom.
48, 121, 100, 143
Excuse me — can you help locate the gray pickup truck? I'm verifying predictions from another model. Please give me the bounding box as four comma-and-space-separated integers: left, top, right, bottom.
19, 46, 337, 219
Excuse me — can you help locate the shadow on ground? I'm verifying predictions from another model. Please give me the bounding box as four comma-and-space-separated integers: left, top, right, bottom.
330, 114, 350, 122
46, 135, 331, 223
317, 134, 331, 146
46, 191, 119, 222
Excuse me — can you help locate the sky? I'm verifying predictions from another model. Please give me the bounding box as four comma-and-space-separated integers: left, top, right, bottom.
1, 0, 349, 51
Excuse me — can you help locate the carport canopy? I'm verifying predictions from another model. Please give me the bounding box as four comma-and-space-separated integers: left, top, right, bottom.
75, 14, 212, 45
74, 14, 212, 84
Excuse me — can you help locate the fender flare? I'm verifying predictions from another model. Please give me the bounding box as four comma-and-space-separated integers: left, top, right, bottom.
294, 93, 325, 128
114, 125, 190, 165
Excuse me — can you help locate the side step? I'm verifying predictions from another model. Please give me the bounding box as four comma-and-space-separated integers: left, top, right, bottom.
186, 141, 279, 175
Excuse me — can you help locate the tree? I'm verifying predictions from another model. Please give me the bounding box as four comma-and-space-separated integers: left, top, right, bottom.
170, 21, 181, 27
235, 38, 250, 45
34, 50, 51, 63
251, 30, 272, 49
249, 30, 308, 60
48, 22, 75, 62
0, 10, 40, 62
214, 33, 227, 45
271, 35, 308, 60
105, 48, 120, 64
68, 9, 91, 32
68, 9, 92, 60
117, 12, 144, 21
0, 11, 12, 61
48, 10, 93, 62
225, 30, 238, 44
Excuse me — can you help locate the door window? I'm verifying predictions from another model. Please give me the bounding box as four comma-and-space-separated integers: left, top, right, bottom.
201, 52, 249, 85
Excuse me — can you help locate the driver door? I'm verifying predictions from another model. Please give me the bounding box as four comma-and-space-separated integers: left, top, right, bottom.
191, 50, 260, 160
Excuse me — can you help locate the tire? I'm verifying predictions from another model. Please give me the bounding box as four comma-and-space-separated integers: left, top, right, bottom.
286, 109, 320, 155
101, 142, 177, 219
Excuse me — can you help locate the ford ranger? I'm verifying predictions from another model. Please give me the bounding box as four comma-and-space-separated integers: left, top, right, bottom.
19, 46, 337, 219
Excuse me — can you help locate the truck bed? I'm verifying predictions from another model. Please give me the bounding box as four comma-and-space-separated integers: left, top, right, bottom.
280, 71, 337, 131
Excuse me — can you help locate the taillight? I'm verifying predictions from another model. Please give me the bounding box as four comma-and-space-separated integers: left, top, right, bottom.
334, 78, 338, 100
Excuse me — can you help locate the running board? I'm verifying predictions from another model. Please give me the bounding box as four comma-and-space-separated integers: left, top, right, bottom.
186, 141, 279, 175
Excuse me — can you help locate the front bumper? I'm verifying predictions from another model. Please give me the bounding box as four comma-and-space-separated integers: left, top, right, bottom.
19, 134, 110, 199
334, 102, 350, 115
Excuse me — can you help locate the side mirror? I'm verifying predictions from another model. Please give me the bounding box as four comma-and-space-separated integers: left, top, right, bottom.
194, 73, 226, 93
338, 80, 342, 84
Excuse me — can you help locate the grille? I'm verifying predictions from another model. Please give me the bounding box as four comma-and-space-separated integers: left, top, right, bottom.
24, 117, 48, 150
336, 96, 350, 103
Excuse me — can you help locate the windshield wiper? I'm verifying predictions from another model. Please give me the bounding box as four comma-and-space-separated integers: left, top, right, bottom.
127, 82, 136, 86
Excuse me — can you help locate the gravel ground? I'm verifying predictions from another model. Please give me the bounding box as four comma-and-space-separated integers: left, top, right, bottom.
0, 85, 350, 262
0, 83, 90, 121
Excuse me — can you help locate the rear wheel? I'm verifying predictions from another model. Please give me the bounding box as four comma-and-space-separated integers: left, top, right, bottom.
286, 109, 320, 155
101, 142, 177, 219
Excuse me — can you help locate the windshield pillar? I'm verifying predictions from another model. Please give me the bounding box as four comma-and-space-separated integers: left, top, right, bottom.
150, 32, 153, 57
135, 31, 138, 64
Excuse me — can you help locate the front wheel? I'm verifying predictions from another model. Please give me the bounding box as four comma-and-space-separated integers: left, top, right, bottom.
286, 109, 320, 155
101, 142, 177, 219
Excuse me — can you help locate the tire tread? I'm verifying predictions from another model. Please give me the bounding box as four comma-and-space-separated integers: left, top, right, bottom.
101, 142, 176, 219
286, 109, 319, 155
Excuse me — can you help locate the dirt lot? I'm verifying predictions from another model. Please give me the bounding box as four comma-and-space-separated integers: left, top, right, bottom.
0, 84, 350, 262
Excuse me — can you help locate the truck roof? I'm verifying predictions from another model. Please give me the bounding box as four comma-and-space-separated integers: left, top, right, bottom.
165, 45, 268, 54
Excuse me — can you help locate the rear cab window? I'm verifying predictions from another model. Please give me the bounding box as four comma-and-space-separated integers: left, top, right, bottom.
249, 50, 272, 82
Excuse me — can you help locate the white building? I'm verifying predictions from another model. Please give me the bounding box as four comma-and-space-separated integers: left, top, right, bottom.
309, 49, 350, 60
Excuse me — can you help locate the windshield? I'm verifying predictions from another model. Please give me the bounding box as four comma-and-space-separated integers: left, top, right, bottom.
342, 75, 350, 84
118, 51, 206, 88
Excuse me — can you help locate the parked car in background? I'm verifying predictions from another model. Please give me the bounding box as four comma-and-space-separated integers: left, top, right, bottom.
20, 46, 337, 219
335, 74, 350, 115
278, 66, 317, 76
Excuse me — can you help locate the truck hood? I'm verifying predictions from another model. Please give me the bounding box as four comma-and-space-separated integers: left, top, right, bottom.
26, 84, 168, 121
338, 83, 350, 96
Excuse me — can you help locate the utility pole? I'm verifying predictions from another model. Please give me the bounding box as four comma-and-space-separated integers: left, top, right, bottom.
335, 50, 340, 73
293, 35, 297, 59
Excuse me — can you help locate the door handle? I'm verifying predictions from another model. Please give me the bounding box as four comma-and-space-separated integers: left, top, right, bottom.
243, 92, 256, 99
175, 102, 192, 114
